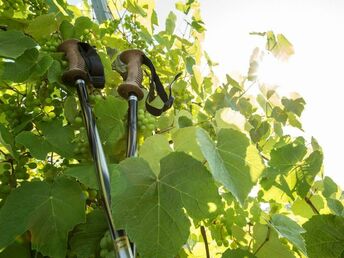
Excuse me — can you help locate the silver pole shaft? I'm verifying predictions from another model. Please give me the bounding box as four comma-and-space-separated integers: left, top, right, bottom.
75, 79, 133, 258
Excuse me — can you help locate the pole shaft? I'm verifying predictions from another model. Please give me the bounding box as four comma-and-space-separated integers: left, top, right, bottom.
127, 94, 138, 157
75, 79, 133, 258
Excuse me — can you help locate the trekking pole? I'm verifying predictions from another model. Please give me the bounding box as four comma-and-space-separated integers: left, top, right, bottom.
115, 50, 145, 157
58, 39, 133, 258
113, 49, 145, 257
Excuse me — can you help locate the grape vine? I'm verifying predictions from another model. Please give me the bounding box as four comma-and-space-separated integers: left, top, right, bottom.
0, 0, 343, 258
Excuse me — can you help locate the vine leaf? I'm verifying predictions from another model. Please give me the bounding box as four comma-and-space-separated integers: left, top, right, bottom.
0, 30, 37, 59
69, 209, 108, 258
139, 134, 172, 175
25, 13, 57, 41
64, 164, 119, 191
0, 177, 85, 258
197, 128, 264, 204
1, 48, 39, 83
172, 127, 204, 161
111, 152, 222, 258
94, 96, 127, 146
269, 214, 307, 255
15, 131, 51, 160
252, 224, 295, 258
222, 248, 257, 258
0, 124, 15, 157
303, 215, 344, 258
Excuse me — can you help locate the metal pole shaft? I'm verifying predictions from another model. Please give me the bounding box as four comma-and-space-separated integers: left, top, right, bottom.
127, 94, 138, 157
75, 79, 133, 258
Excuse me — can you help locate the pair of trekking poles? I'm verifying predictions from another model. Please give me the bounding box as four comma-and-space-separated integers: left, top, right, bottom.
58, 40, 176, 257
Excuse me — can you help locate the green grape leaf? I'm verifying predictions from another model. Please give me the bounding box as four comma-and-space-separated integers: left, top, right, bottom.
0, 30, 37, 59
172, 127, 204, 161
69, 209, 108, 258
271, 106, 288, 124
48, 60, 62, 83
191, 19, 206, 33
226, 74, 242, 90
73, 16, 94, 39
25, 13, 58, 41
139, 134, 172, 176
0, 124, 15, 157
222, 249, 257, 258
59, 20, 75, 40
0, 177, 85, 258
215, 108, 246, 131
327, 198, 344, 216
303, 215, 344, 258
291, 195, 324, 219
64, 164, 119, 191
197, 128, 264, 204
15, 131, 51, 160
264, 140, 307, 185
111, 152, 222, 258
290, 150, 323, 197
39, 119, 75, 158
165, 11, 177, 34
31, 54, 54, 78
269, 214, 306, 255
1, 48, 39, 83
64, 96, 79, 123
64, 165, 98, 190
185, 56, 196, 74
281, 97, 305, 117
125, 0, 147, 17
323, 176, 339, 198
94, 96, 127, 146
252, 224, 295, 258
287, 112, 303, 130
0, 241, 31, 258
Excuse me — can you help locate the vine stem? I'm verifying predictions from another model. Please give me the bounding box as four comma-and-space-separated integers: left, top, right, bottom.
253, 226, 270, 255
200, 225, 210, 258
304, 196, 320, 215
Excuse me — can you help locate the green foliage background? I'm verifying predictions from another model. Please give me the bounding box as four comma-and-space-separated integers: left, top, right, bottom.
0, 0, 343, 257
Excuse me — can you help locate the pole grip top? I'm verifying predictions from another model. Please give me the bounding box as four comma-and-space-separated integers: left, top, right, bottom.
57, 39, 88, 85
116, 49, 144, 100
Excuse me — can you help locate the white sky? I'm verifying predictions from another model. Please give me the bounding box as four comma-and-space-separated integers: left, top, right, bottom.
69, 0, 344, 188
157, 0, 344, 188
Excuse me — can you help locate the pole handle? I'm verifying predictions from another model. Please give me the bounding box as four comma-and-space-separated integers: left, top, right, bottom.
57, 39, 88, 85
116, 50, 144, 100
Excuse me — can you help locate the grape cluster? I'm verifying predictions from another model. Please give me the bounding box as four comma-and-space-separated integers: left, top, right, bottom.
26, 0, 48, 17
99, 231, 116, 258
123, 15, 148, 50
0, 0, 23, 11
138, 108, 156, 135
41, 34, 61, 53
0, 155, 35, 206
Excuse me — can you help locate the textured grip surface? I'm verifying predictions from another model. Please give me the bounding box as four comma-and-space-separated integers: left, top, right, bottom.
57, 39, 88, 85
117, 49, 144, 100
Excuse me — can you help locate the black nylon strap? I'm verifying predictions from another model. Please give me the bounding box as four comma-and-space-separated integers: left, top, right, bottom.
142, 55, 181, 116
78, 42, 105, 89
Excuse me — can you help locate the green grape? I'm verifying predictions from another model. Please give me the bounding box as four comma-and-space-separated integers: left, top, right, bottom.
28, 162, 37, 169
137, 109, 157, 135
88, 189, 97, 200
82, 190, 89, 200
74, 116, 83, 124
99, 231, 114, 257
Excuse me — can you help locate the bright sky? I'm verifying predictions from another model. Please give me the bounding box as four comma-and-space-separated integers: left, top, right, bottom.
157, 0, 344, 188
70, 0, 344, 187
